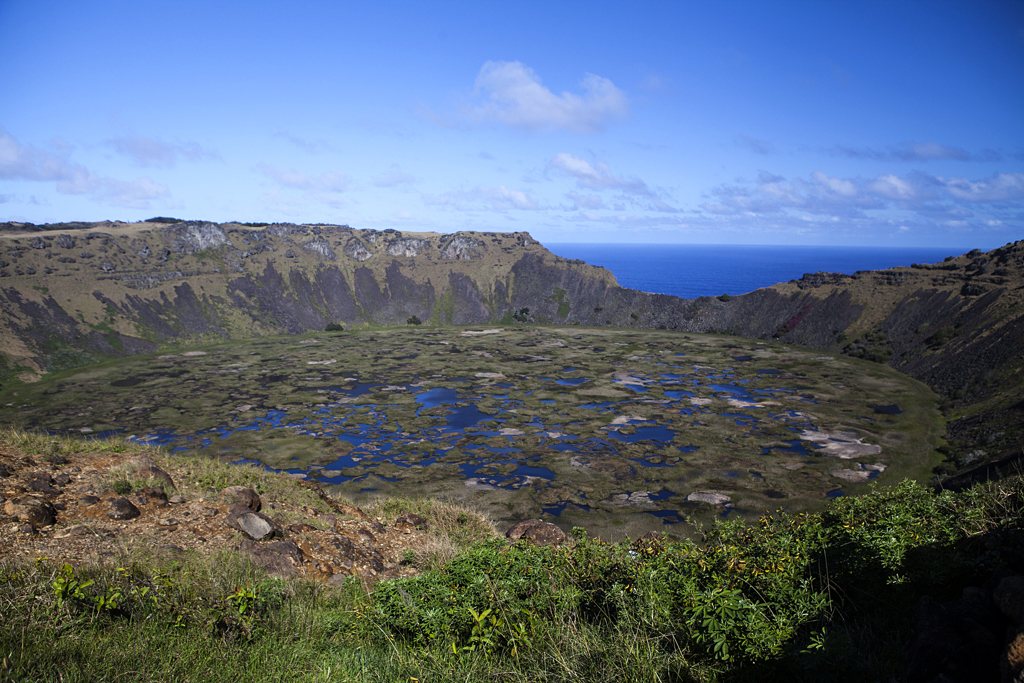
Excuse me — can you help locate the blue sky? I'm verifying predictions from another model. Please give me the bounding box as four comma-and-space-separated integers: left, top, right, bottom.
1, 0, 1022, 247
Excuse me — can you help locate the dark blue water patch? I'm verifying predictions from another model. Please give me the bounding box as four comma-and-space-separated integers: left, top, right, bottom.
623, 384, 647, 393
445, 404, 492, 430
607, 425, 676, 443
721, 412, 758, 426
757, 369, 781, 375
459, 461, 556, 487
515, 464, 557, 479
131, 429, 182, 446
645, 509, 682, 524
580, 401, 618, 409
494, 382, 514, 388
663, 390, 694, 400
549, 442, 578, 452
540, 399, 556, 404
870, 404, 903, 415
660, 373, 687, 380
708, 384, 757, 400
359, 488, 378, 493
543, 502, 568, 516
731, 356, 753, 362
649, 489, 675, 501
463, 444, 524, 456
415, 387, 459, 407
554, 378, 589, 386
723, 471, 739, 478
542, 502, 592, 517
826, 489, 845, 498
562, 367, 578, 372
675, 353, 686, 357
761, 440, 820, 457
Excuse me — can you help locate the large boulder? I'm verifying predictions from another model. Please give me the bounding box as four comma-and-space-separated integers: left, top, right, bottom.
127, 455, 176, 491
995, 575, 1024, 627
221, 486, 262, 512
505, 520, 567, 547
394, 512, 427, 532
4, 496, 57, 527
226, 505, 276, 541
108, 497, 141, 521
238, 539, 302, 577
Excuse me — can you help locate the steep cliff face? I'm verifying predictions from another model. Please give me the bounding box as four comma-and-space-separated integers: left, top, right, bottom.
0, 221, 625, 378
1, 220, 1021, 479
697, 242, 1024, 480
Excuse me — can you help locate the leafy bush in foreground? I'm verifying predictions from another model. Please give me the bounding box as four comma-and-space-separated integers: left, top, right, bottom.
2, 477, 1022, 682
365, 478, 1024, 674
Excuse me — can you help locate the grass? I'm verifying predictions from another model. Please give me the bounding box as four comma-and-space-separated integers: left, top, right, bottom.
2, 429, 1022, 682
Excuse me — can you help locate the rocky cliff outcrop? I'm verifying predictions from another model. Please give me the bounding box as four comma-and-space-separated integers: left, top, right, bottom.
0, 219, 1021, 480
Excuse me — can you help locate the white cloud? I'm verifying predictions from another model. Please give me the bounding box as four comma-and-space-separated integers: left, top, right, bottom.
0, 127, 91, 185
811, 171, 857, 197
257, 163, 350, 193
104, 136, 216, 167
546, 152, 676, 211
696, 168, 1023, 242
736, 135, 773, 155
564, 191, 606, 210
937, 172, 1024, 202
833, 141, 1002, 162
372, 165, 416, 188
0, 128, 169, 208
423, 184, 540, 212
639, 74, 666, 92
475, 185, 539, 210
96, 176, 170, 208
275, 132, 339, 154
867, 174, 916, 200
463, 61, 627, 134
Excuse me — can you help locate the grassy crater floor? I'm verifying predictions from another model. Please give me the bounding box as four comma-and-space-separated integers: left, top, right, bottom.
0, 325, 944, 540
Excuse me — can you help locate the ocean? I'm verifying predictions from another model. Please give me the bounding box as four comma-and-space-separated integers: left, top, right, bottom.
544, 244, 958, 300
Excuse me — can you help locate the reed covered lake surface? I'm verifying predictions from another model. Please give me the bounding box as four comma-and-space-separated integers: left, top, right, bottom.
0, 325, 943, 539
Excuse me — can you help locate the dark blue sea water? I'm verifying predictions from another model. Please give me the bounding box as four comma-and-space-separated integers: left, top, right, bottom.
545, 244, 957, 299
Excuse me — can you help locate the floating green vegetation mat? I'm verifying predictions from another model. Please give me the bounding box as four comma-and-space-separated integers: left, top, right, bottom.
0, 326, 944, 539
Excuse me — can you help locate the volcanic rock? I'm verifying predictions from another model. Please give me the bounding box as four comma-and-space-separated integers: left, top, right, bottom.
4, 496, 57, 527
108, 497, 141, 520
505, 519, 566, 547
221, 486, 262, 511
